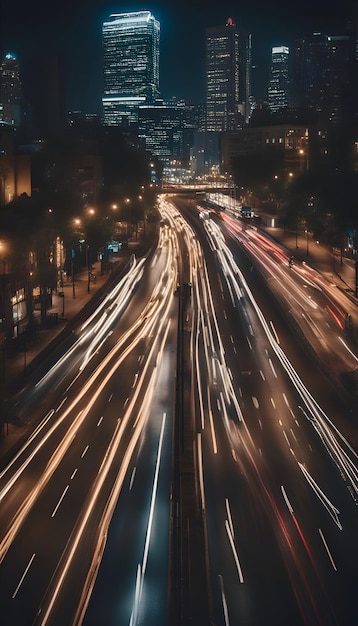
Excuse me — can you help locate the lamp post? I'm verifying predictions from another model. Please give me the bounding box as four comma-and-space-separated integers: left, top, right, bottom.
71, 258, 76, 298
125, 198, 131, 239
87, 243, 91, 293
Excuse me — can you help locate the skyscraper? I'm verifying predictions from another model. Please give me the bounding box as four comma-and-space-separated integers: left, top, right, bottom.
0, 53, 23, 126
206, 18, 240, 133
267, 46, 290, 113
293, 33, 353, 128
102, 11, 160, 126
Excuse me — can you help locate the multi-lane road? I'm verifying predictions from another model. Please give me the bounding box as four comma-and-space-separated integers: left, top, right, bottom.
0, 194, 357, 625
176, 196, 357, 625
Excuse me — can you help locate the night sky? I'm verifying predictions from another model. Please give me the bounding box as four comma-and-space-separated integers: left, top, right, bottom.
1, 0, 355, 114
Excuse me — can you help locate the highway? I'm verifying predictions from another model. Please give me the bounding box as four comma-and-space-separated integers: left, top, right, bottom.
0, 226, 179, 625
0, 194, 357, 625
174, 195, 358, 625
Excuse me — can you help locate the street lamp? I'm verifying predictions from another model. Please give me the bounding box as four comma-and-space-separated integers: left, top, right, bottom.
305, 229, 310, 256
86, 243, 90, 293
125, 198, 131, 239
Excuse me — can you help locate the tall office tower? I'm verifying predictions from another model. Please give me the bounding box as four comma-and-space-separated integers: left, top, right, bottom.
267, 46, 290, 113
0, 53, 23, 126
206, 18, 252, 132
293, 33, 353, 128
241, 33, 253, 123
206, 18, 240, 133
102, 11, 160, 126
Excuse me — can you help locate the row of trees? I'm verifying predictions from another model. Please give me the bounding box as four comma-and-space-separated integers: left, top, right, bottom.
0, 127, 160, 328
231, 134, 358, 251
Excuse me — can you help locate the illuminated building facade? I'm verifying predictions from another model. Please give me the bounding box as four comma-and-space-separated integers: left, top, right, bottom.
206, 18, 240, 132
102, 11, 160, 126
0, 53, 23, 126
268, 46, 290, 113
138, 101, 199, 166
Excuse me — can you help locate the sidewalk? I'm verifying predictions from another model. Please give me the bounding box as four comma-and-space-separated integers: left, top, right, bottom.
0, 257, 129, 463
0, 226, 159, 464
2, 260, 109, 394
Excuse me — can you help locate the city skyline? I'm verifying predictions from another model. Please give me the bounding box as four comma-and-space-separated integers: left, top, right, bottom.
1, 1, 355, 115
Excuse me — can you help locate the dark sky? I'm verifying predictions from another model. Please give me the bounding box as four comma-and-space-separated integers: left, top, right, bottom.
1, 0, 355, 113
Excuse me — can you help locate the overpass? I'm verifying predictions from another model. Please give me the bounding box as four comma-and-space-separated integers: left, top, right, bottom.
160, 183, 233, 194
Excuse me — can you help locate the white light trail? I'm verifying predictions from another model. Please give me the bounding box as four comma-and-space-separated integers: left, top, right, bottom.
298, 463, 342, 530
129, 412, 167, 626
203, 215, 358, 502
12, 553, 36, 598
225, 519, 244, 583
318, 528, 338, 571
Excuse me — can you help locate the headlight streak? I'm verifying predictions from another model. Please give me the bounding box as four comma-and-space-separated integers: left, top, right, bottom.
197, 433, 205, 510
337, 336, 358, 362
318, 528, 338, 572
72, 320, 172, 626
203, 215, 358, 505
36, 260, 146, 387
227, 216, 351, 341
298, 463, 342, 530
164, 203, 353, 624
0, 409, 54, 485
0, 418, 79, 562
168, 203, 357, 531
39, 369, 155, 625
194, 308, 205, 430
129, 412, 167, 626
79, 257, 143, 332
219, 573, 230, 626
225, 497, 235, 538
225, 519, 244, 583
280, 485, 332, 600
1, 296, 153, 507
79, 267, 145, 371
0, 230, 177, 563
172, 203, 344, 622
36, 284, 174, 624
224, 218, 324, 314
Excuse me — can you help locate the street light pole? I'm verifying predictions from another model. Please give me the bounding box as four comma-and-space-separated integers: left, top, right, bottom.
71, 260, 76, 298
86, 244, 90, 293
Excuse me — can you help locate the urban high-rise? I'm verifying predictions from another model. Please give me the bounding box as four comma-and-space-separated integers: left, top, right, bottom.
206, 18, 240, 133
0, 53, 23, 126
102, 11, 160, 126
293, 33, 353, 128
267, 46, 290, 113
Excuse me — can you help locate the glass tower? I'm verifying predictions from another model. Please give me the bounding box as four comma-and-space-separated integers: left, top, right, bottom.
206, 18, 240, 132
102, 11, 160, 126
0, 53, 23, 126
267, 46, 290, 113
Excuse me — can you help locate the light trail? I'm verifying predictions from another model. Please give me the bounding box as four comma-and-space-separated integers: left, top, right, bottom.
38, 313, 174, 625
225, 519, 244, 583
318, 528, 338, 571
129, 411, 167, 625
201, 215, 358, 503
0, 221, 178, 563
